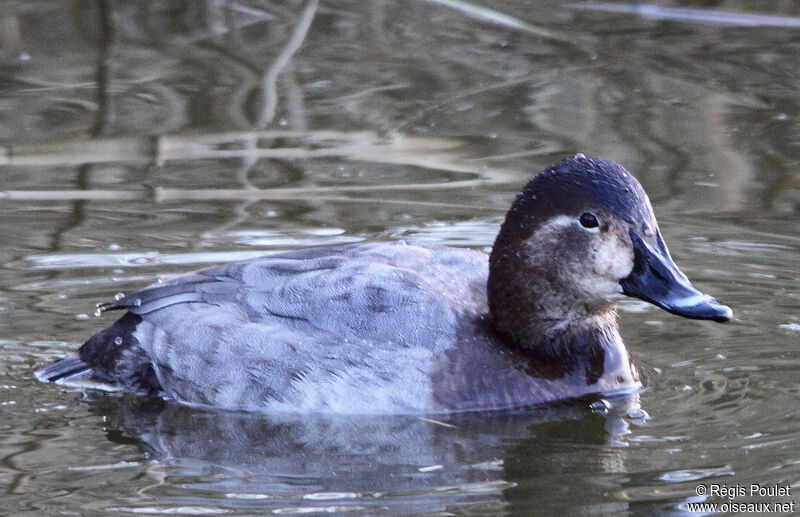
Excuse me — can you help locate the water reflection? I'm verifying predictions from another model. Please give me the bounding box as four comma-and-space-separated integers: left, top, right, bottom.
1, 0, 797, 217
2, 0, 800, 514
84, 393, 642, 514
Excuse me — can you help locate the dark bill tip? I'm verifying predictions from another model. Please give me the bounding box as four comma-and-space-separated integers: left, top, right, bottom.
653, 292, 733, 323
620, 230, 733, 323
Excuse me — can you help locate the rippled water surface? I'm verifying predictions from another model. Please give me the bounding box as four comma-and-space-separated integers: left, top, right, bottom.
2, 1, 800, 515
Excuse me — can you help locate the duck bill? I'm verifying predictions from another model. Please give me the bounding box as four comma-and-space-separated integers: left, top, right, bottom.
619, 230, 732, 322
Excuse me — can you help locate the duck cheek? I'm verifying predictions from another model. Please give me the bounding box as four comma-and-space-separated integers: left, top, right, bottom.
587, 234, 635, 300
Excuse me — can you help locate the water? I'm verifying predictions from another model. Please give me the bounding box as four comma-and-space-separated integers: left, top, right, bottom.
1, 0, 799, 514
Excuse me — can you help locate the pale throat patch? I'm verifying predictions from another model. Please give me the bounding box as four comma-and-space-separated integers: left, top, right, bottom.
589, 229, 634, 299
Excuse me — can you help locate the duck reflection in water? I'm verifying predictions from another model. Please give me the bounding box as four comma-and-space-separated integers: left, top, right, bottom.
91, 393, 645, 514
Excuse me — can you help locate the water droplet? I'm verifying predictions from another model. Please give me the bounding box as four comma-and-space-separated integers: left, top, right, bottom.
590, 399, 611, 411
627, 408, 649, 419
574, 152, 586, 159
134, 298, 142, 307
18, 52, 30, 62
114, 336, 123, 345
114, 293, 125, 301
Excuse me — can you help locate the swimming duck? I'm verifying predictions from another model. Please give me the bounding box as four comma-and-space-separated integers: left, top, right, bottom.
36, 156, 732, 414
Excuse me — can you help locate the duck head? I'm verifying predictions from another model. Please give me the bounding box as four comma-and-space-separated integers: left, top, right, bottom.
488, 155, 731, 347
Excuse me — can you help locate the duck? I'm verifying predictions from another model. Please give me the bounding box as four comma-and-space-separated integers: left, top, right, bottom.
36, 155, 732, 414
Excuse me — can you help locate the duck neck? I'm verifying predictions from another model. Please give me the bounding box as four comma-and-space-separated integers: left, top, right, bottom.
487, 240, 641, 389
500, 307, 624, 356
487, 239, 623, 353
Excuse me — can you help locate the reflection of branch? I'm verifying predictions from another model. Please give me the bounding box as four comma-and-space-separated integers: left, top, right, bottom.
283, 70, 308, 131
255, 0, 318, 128
207, 135, 257, 242
391, 73, 554, 133
235, 136, 258, 189
50, 0, 115, 253
1, 191, 493, 213
3, 131, 491, 175
221, 0, 318, 241
423, 0, 575, 43
90, 0, 115, 137
569, 3, 800, 27
0, 177, 505, 202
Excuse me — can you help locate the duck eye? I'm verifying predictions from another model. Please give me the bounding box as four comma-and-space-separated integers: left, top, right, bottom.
579, 212, 599, 229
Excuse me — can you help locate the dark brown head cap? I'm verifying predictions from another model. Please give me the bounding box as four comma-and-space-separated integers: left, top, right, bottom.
501, 155, 652, 242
